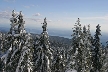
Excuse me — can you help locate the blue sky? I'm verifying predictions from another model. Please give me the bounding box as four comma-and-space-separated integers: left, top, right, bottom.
0, 0, 108, 34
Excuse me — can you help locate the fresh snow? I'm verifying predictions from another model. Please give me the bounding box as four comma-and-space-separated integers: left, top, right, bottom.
1, 45, 12, 64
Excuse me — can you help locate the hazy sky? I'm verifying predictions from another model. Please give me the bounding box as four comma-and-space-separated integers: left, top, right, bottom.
0, 0, 108, 33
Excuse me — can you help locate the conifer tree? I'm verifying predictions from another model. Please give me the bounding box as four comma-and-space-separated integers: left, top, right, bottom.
82, 25, 92, 72
0, 10, 33, 72
91, 24, 102, 72
100, 41, 108, 72
68, 18, 84, 72
52, 46, 66, 72
0, 32, 6, 71
33, 18, 53, 72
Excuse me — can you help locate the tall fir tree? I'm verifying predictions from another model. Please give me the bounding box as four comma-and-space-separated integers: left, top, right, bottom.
91, 24, 102, 72
0, 10, 33, 72
67, 18, 84, 72
33, 18, 53, 72
82, 25, 92, 72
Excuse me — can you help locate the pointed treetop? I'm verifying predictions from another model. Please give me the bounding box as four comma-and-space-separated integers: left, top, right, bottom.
77, 18, 80, 22
44, 17, 47, 23
83, 25, 86, 31
19, 11, 23, 17
12, 10, 16, 17
96, 24, 101, 31
76, 18, 81, 25
19, 11, 22, 14
88, 24, 90, 30
96, 24, 101, 28
42, 17, 47, 31
84, 25, 86, 28
96, 24, 101, 35
83, 25, 87, 34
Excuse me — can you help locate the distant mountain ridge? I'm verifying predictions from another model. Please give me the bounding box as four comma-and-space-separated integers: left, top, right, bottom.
0, 27, 72, 46
31, 33, 71, 46
0, 26, 107, 45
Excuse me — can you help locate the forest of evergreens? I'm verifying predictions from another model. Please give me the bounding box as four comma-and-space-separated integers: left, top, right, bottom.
0, 10, 108, 72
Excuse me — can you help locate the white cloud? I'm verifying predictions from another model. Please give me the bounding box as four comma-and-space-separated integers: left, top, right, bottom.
0, 11, 11, 19
47, 20, 52, 22
4, 0, 16, 2
31, 4, 35, 7
0, 10, 108, 33
75, 15, 108, 20
33, 13, 41, 16
24, 4, 38, 9
0, 10, 25, 25
24, 6, 30, 8
29, 18, 42, 22
0, 10, 24, 19
24, 17, 43, 24
65, 14, 108, 21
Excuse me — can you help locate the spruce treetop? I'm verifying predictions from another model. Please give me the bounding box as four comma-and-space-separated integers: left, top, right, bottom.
96, 24, 101, 35
42, 17, 47, 32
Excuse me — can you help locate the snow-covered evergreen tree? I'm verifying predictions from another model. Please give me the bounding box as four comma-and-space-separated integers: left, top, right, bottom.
52, 47, 66, 72
33, 18, 53, 72
0, 32, 4, 71
0, 10, 33, 72
0, 32, 7, 53
67, 18, 84, 72
91, 24, 102, 72
82, 25, 92, 72
100, 41, 108, 72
